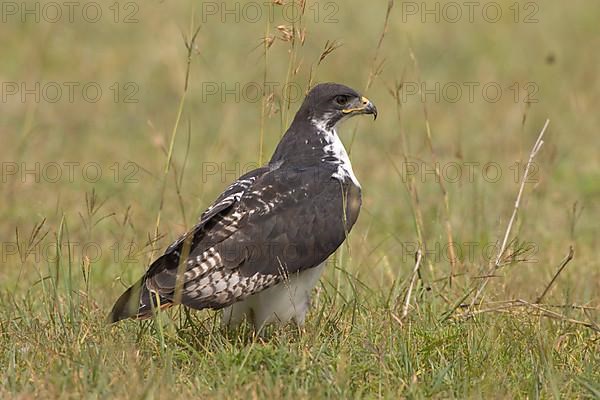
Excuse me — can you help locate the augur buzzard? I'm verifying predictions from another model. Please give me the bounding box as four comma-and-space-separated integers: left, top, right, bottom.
109, 82, 377, 329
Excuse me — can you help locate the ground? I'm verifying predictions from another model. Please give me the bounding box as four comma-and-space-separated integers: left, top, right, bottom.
0, 1, 599, 398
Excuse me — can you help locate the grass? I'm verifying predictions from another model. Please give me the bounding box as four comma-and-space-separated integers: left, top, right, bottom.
1, 0, 599, 398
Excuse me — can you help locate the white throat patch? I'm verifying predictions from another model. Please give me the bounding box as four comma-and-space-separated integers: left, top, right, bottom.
310, 116, 361, 187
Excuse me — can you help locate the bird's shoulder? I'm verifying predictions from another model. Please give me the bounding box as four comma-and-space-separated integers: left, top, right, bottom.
149, 162, 355, 272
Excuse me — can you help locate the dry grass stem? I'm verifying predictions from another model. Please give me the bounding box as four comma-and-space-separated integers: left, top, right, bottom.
535, 246, 575, 304
307, 40, 343, 90
366, 0, 394, 91
470, 119, 551, 306
401, 249, 423, 319
461, 299, 600, 332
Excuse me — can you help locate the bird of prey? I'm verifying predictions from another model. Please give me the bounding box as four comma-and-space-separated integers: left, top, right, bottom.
109, 82, 377, 329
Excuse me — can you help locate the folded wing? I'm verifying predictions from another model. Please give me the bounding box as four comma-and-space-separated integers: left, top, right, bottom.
109, 165, 361, 322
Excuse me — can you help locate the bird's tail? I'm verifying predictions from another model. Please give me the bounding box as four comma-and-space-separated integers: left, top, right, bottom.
108, 277, 172, 323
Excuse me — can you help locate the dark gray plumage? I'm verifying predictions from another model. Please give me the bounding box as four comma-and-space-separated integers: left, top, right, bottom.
109, 83, 377, 328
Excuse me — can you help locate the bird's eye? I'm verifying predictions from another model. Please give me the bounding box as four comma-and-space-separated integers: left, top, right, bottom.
334, 95, 350, 106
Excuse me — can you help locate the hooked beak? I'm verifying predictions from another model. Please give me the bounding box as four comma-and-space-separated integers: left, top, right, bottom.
342, 96, 378, 120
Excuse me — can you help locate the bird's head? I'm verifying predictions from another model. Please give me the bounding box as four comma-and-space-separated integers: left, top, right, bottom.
297, 83, 378, 130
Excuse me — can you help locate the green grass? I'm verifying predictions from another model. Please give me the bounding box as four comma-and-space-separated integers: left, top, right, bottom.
1, 0, 599, 398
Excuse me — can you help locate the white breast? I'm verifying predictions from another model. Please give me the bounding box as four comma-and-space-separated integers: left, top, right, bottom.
324, 130, 360, 187
221, 263, 326, 330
